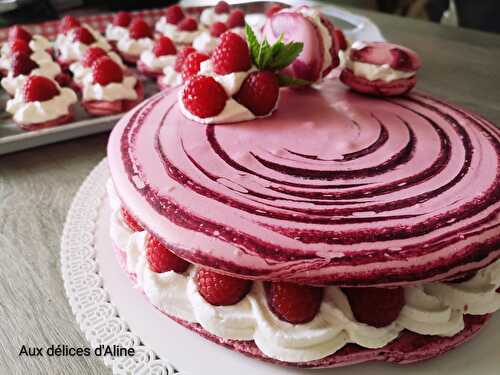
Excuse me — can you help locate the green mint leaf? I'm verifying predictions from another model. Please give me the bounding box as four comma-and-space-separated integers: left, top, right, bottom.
269, 41, 303, 71
246, 25, 304, 71
260, 39, 273, 68
278, 74, 312, 87
245, 24, 260, 67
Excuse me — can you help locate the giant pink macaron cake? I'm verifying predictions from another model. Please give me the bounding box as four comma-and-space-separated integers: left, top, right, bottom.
106, 5, 500, 369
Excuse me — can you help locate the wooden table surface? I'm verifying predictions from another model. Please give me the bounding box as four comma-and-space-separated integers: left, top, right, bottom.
1, 7, 500, 375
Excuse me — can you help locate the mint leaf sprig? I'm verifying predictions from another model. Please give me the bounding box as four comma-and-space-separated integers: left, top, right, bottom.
245, 25, 311, 87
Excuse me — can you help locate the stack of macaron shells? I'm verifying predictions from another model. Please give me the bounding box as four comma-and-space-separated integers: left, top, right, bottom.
263, 5, 345, 83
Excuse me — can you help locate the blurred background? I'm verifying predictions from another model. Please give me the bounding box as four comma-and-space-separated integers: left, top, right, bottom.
0, 0, 498, 33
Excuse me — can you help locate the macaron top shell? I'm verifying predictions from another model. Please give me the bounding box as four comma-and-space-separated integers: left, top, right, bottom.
108, 79, 500, 287
350, 41, 422, 72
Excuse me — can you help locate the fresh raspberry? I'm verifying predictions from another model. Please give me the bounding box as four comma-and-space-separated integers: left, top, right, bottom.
226, 9, 245, 29
266, 4, 284, 17
120, 207, 143, 232
82, 47, 107, 68
113, 11, 131, 27
23, 75, 59, 102
58, 15, 80, 33
214, 1, 230, 14
212, 32, 251, 75
334, 29, 348, 51
11, 52, 38, 77
9, 39, 31, 56
92, 56, 123, 85
146, 235, 190, 273
8, 26, 32, 42
174, 46, 196, 72
177, 17, 197, 32
196, 268, 251, 306
165, 4, 185, 25
266, 282, 323, 324
342, 287, 405, 328
153, 36, 176, 57
210, 22, 227, 37
182, 75, 227, 118
129, 19, 152, 40
181, 52, 209, 80
72, 27, 96, 45
234, 71, 279, 116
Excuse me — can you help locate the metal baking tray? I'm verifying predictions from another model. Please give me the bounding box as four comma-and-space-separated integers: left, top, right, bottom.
0, 1, 383, 156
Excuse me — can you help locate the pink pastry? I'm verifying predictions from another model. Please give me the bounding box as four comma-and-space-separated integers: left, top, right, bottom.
81, 56, 143, 116
340, 41, 422, 96
105, 11, 132, 50
106, 77, 500, 368
6, 75, 76, 131
117, 18, 154, 64
263, 5, 342, 82
137, 36, 177, 78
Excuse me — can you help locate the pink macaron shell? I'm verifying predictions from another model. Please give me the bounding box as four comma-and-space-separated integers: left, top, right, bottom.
351, 42, 422, 73
263, 10, 325, 82
340, 67, 417, 96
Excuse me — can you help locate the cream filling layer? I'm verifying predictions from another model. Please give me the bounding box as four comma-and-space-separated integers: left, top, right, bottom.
155, 18, 202, 44
200, 8, 229, 27
82, 75, 138, 101
107, 180, 500, 363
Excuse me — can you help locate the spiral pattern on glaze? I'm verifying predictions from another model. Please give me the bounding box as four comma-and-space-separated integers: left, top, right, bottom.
109, 81, 500, 286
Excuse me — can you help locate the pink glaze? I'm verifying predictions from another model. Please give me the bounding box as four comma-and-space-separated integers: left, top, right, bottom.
113, 244, 491, 368
107, 80, 500, 286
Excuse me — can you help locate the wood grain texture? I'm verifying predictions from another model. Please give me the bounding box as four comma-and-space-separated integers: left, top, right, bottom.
0, 8, 499, 375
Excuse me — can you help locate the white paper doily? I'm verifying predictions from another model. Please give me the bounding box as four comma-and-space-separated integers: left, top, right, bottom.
61, 159, 500, 375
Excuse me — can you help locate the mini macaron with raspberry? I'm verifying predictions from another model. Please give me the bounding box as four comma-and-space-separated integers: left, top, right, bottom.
6, 75, 77, 131
137, 36, 177, 78
340, 41, 422, 96
81, 56, 143, 116
116, 18, 154, 64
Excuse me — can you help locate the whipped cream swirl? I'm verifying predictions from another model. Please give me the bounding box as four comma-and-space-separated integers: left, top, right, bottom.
105, 24, 128, 42
200, 8, 229, 26
159, 66, 183, 88
117, 35, 153, 57
155, 17, 202, 44
108, 180, 500, 363
82, 75, 138, 101
139, 50, 176, 71
192, 31, 218, 55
